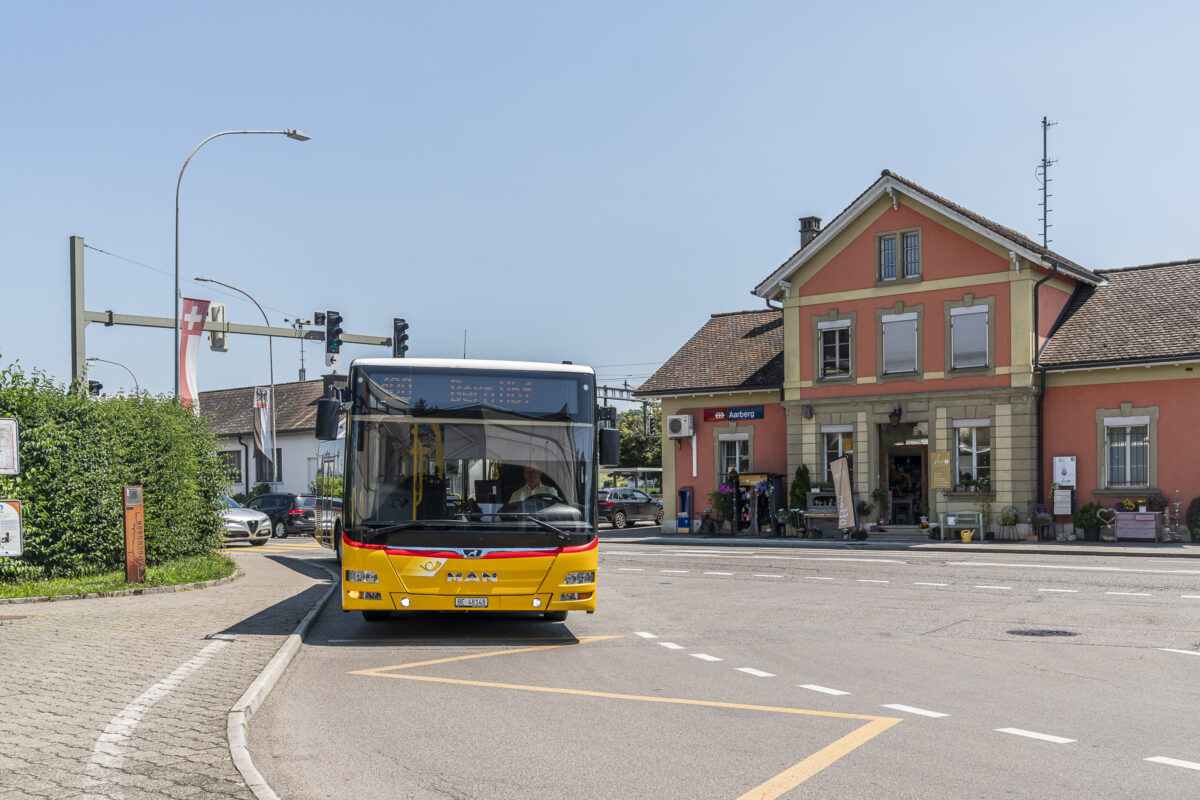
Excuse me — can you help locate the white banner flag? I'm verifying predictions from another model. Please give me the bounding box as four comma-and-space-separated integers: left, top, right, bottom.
179, 297, 211, 412
253, 387, 273, 464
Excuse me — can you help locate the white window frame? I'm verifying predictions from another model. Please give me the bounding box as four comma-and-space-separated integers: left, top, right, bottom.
821, 425, 854, 484
953, 420, 991, 486
818, 319, 852, 379
878, 230, 921, 281
881, 312, 918, 375
718, 436, 750, 476
1103, 417, 1150, 488
950, 305, 989, 369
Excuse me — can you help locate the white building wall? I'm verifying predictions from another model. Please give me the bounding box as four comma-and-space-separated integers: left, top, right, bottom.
217, 431, 321, 495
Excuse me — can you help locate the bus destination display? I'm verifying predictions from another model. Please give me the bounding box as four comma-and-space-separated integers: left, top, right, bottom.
366, 369, 582, 415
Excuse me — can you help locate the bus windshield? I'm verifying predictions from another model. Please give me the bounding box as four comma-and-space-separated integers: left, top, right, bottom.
345, 364, 597, 544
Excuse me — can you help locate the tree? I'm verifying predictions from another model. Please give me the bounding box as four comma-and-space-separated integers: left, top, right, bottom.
617, 405, 661, 469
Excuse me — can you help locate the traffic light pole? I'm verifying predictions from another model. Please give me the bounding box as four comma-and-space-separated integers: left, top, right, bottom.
69, 236, 392, 384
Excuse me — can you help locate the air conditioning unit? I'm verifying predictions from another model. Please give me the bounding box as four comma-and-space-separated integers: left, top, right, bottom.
666, 414, 694, 438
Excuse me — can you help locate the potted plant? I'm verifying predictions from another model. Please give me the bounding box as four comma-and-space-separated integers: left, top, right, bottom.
819, 479, 834, 492
1032, 511, 1052, 541
706, 485, 734, 533
1073, 502, 1103, 541
871, 486, 887, 522
790, 464, 811, 510
928, 524, 940, 540
975, 477, 993, 538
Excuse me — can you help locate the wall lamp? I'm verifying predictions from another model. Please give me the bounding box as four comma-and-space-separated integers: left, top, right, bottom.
888, 405, 903, 426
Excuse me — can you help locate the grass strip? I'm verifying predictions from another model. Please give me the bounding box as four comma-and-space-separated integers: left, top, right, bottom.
0, 552, 236, 599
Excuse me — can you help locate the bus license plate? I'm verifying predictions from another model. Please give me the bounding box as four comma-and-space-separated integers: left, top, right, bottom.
455, 597, 488, 608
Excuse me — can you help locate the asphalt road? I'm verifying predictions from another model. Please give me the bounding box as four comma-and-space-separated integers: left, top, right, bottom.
250, 539, 1200, 798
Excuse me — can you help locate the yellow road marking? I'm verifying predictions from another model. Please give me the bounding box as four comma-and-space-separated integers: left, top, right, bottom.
351, 637, 900, 796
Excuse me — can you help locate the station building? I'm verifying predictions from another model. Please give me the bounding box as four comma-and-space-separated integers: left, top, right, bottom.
639, 170, 1200, 534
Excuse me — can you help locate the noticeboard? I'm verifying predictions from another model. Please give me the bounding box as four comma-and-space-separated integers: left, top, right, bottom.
1052, 456, 1076, 488
0, 499, 22, 557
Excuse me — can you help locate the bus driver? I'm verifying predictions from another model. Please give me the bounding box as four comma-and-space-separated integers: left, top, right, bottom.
509, 465, 560, 504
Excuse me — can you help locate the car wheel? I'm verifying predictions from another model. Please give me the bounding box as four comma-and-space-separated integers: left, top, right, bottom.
250, 539, 267, 547
655, 509, 664, 526
361, 610, 390, 622
543, 610, 568, 622
273, 520, 288, 539
612, 510, 627, 529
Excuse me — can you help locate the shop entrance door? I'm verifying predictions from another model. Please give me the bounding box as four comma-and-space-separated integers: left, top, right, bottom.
886, 448, 925, 524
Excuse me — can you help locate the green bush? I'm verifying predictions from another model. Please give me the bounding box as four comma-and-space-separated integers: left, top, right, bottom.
0, 361, 226, 581
789, 464, 811, 511
1073, 502, 1102, 530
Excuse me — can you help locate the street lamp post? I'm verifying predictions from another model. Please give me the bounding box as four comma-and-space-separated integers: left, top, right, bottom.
85, 357, 140, 394
174, 128, 310, 398
194, 277, 277, 492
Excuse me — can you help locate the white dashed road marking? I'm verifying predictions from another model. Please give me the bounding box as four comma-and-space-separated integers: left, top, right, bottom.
974, 585, 1012, 590
799, 684, 850, 696
804, 576, 833, 581
1145, 756, 1200, 771
703, 572, 733, 576
691, 653, 723, 662
914, 582, 949, 586
754, 574, 784, 578
661, 569, 689, 574
617, 567, 644, 572
634, 632, 658, 639
882, 704, 949, 718
858, 579, 889, 583
659, 642, 685, 650
1038, 588, 1079, 593
1159, 648, 1200, 657
995, 728, 1075, 744
736, 668, 775, 677
1105, 591, 1150, 596
1183, 595, 1200, 599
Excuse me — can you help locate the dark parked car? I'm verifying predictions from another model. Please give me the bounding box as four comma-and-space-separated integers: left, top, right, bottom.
597, 488, 663, 529
244, 493, 342, 538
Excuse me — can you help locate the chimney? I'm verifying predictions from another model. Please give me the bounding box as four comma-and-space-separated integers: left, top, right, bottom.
799, 216, 822, 247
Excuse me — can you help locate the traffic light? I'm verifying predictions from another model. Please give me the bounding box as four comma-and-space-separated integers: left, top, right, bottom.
208, 302, 227, 352
313, 311, 326, 326
393, 317, 409, 358
324, 310, 343, 367
87, 380, 103, 396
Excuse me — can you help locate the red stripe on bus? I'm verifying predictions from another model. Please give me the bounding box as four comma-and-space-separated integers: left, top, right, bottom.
343, 534, 597, 557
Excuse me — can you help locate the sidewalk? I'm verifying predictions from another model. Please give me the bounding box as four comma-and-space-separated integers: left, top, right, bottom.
0, 551, 331, 800
605, 530, 1200, 559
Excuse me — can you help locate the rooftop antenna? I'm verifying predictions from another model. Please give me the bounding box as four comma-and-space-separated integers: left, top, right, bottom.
1036, 116, 1057, 248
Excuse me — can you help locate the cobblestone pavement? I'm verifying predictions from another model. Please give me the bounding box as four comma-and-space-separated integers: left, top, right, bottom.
0, 544, 331, 800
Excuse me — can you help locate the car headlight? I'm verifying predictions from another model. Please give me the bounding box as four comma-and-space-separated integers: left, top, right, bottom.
563, 571, 595, 585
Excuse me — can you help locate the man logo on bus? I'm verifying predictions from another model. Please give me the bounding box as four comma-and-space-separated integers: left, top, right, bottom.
446, 572, 498, 583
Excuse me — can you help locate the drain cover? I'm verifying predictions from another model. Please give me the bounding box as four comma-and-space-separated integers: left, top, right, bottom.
1008, 629, 1078, 637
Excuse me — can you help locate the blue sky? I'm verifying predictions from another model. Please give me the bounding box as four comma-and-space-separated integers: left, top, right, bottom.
4, 1, 1199, 399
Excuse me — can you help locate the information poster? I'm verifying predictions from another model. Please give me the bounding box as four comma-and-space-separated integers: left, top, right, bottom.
0, 499, 22, 557
931, 451, 952, 490
1052, 456, 1076, 488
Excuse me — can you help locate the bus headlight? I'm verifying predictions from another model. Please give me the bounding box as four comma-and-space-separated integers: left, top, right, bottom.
563, 571, 595, 585
345, 570, 378, 584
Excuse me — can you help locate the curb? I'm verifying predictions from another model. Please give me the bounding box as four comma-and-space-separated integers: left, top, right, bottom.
227, 558, 339, 800
638, 535, 1200, 559
0, 569, 244, 605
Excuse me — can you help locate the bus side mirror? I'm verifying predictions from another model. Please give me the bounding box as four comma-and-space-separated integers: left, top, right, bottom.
598, 428, 620, 467
315, 398, 340, 441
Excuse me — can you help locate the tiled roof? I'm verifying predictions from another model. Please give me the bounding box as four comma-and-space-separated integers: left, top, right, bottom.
199, 379, 327, 437
635, 310, 783, 396
1039, 259, 1200, 367
756, 170, 1100, 296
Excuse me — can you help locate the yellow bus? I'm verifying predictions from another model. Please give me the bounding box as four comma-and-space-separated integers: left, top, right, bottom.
315, 358, 616, 622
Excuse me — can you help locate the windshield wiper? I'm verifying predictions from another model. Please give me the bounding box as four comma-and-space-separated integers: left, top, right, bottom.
501, 514, 572, 542
361, 519, 463, 541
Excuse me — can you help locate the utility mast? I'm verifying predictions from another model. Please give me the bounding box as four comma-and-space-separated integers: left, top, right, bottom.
1036, 116, 1057, 248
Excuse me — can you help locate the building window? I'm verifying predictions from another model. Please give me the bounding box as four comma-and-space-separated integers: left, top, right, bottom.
719, 438, 750, 476
950, 306, 989, 369
823, 430, 853, 484
879, 230, 920, 281
1106, 425, 1149, 488
955, 424, 991, 488
819, 323, 851, 378
882, 313, 918, 374
255, 449, 282, 483
219, 451, 242, 485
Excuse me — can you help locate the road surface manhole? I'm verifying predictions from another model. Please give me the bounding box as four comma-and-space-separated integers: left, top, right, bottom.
1008, 629, 1078, 637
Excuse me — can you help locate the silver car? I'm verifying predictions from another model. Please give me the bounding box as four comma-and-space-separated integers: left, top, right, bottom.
220, 496, 271, 546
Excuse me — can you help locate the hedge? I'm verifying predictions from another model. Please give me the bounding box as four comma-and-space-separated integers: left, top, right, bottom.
0, 360, 227, 581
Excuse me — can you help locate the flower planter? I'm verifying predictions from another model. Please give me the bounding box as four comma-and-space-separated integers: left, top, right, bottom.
960, 530, 973, 543
1083, 526, 1100, 542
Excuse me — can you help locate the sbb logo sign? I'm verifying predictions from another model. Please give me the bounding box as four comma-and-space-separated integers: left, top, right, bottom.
703, 408, 727, 421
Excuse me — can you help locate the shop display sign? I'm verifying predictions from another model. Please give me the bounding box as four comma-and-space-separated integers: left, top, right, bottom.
931, 451, 953, 490
737, 473, 769, 487
1052, 456, 1076, 488
831, 457, 854, 529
